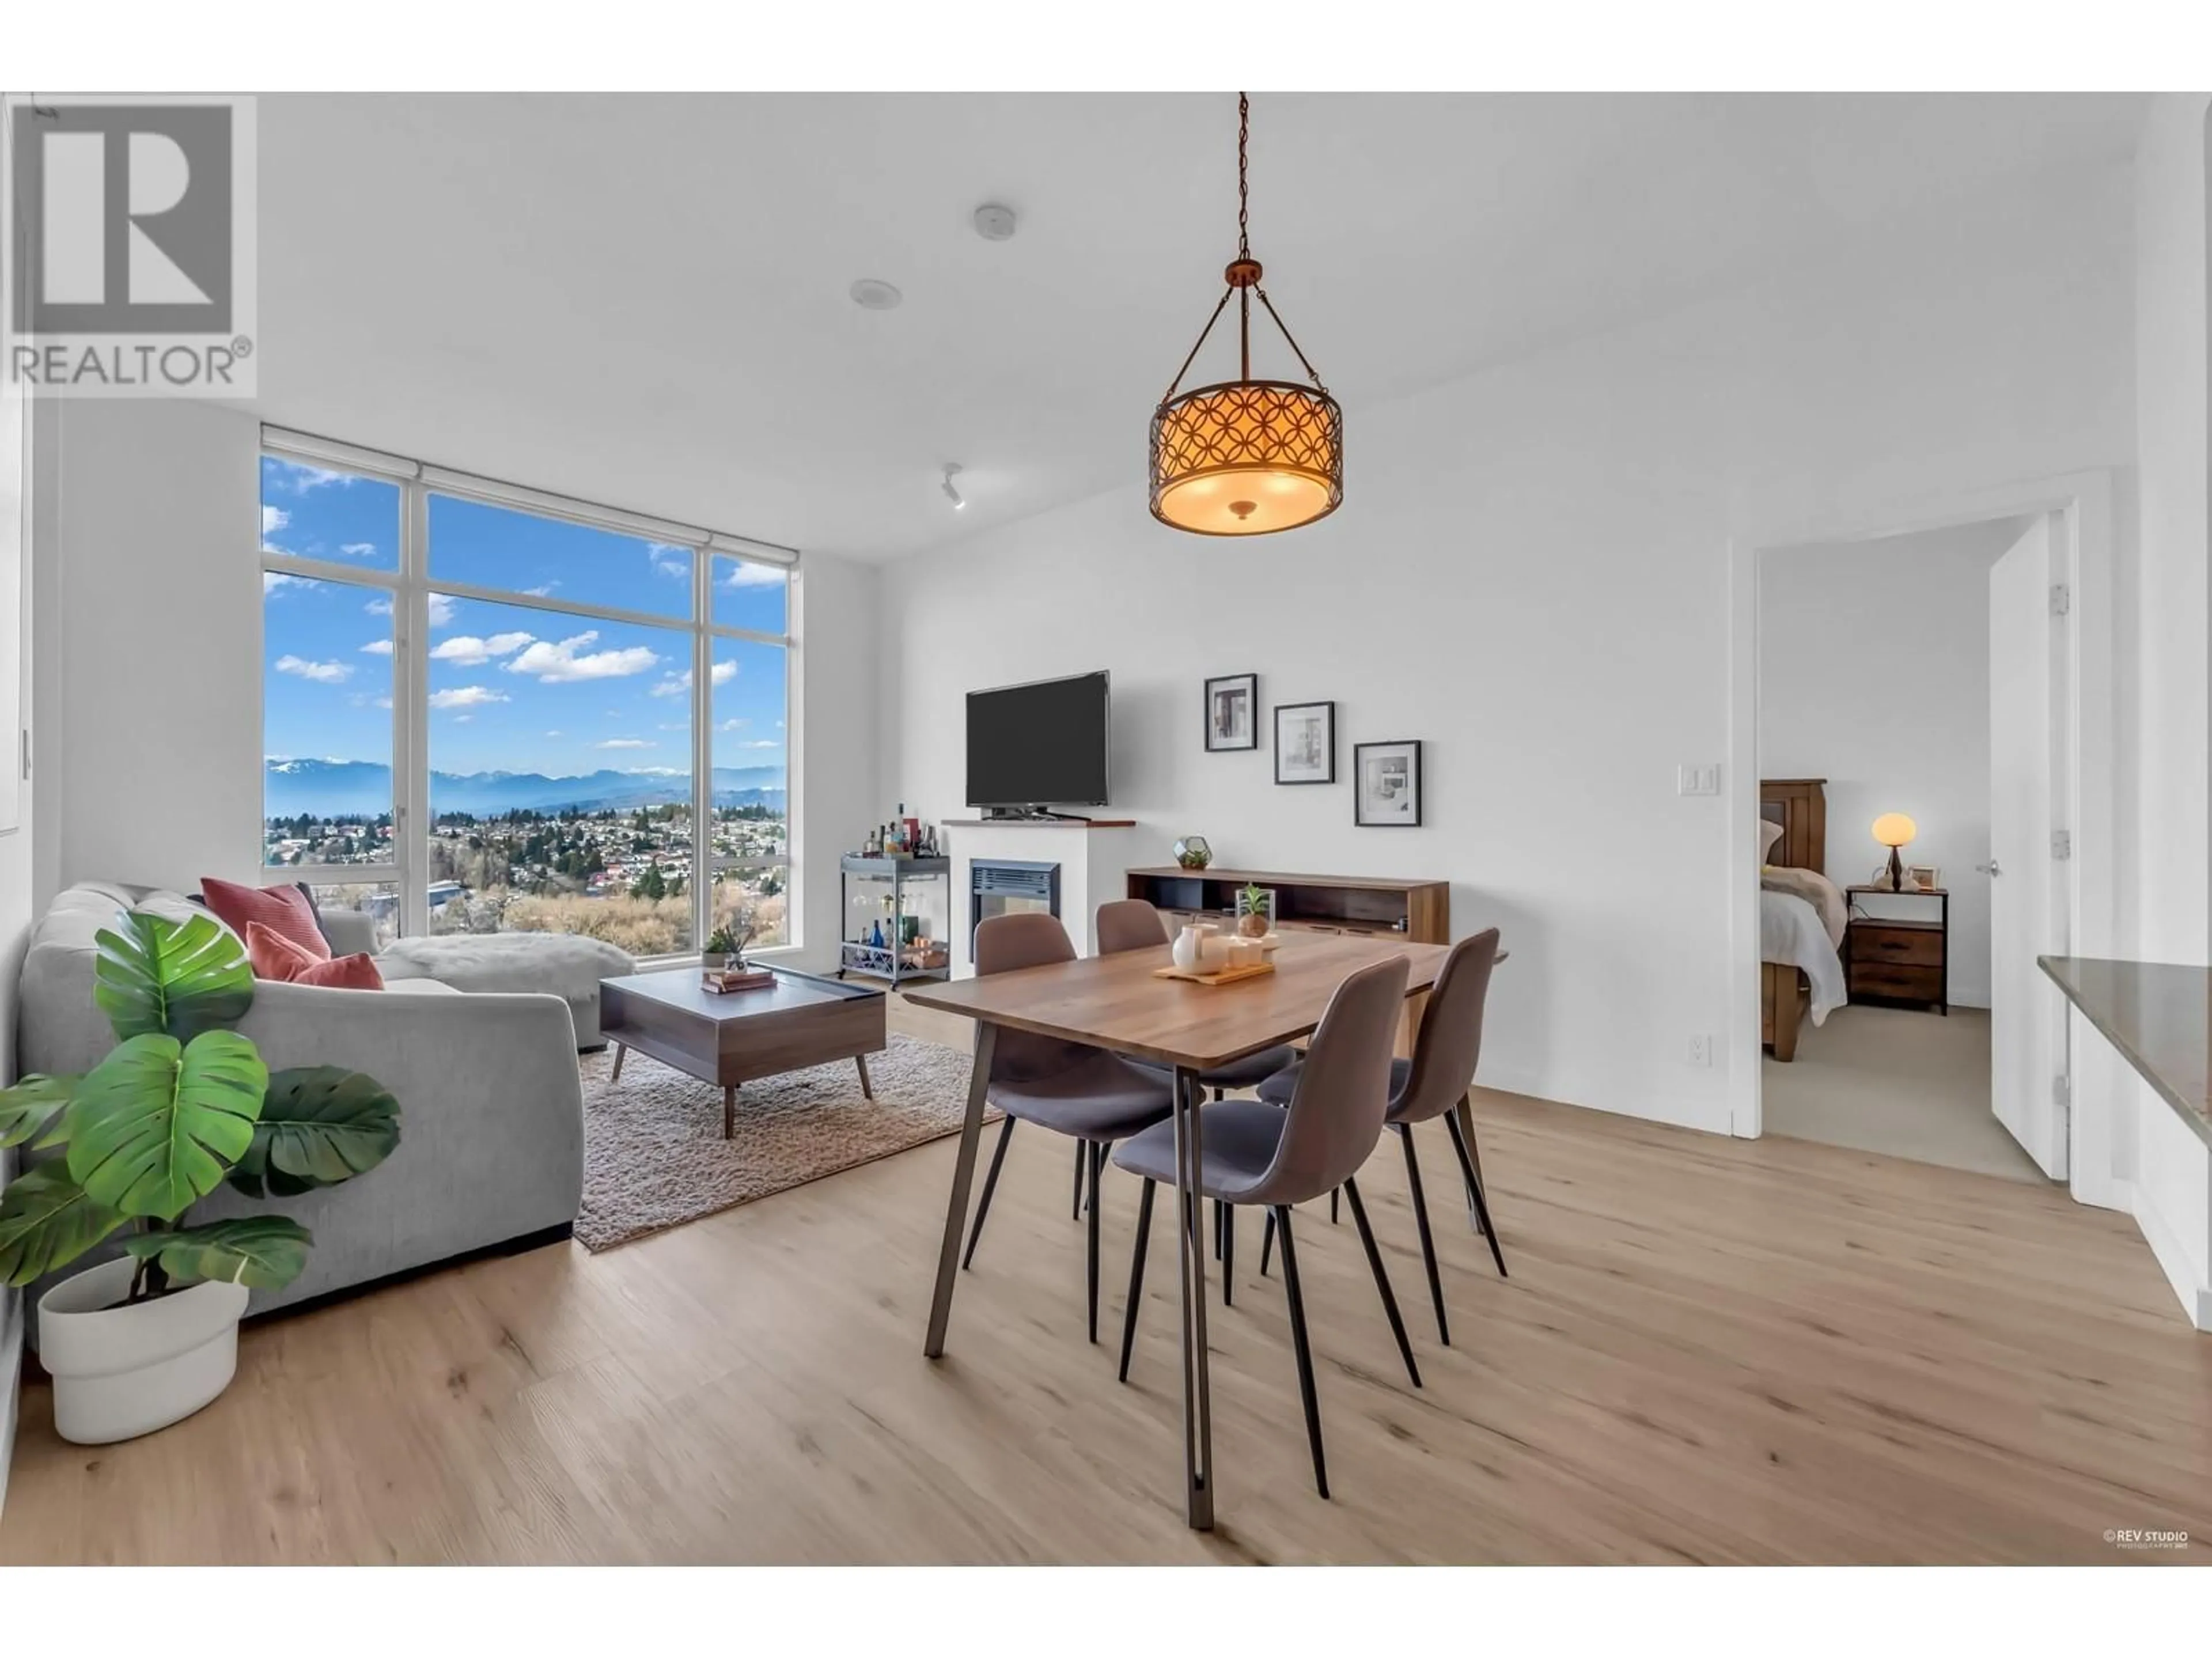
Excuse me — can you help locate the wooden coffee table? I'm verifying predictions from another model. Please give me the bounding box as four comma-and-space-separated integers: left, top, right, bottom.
598, 964, 888, 1137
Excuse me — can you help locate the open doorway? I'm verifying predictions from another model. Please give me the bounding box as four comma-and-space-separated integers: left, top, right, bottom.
1752, 513, 2057, 1183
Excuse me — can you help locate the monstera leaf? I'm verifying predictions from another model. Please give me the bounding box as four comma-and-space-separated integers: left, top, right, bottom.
0, 1164, 126, 1287
65, 1029, 268, 1219
0, 1073, 78, 1150
120, 1216, 313, 1290
93, 908, 255, 1044
227, 1066, 401, 1199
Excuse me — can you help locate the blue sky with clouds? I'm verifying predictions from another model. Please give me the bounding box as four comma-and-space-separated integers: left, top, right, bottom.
262, 458, 788, 794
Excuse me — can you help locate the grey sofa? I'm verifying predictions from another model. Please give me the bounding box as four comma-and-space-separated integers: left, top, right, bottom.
13, 881, 585, 1328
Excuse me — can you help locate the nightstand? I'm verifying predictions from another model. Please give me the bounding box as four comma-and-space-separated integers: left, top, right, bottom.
1844, 885, 1949, 1014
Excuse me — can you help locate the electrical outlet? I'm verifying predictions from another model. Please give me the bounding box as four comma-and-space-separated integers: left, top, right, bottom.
1686, 1033, 1713, 1067
1677, 763, 1720, 797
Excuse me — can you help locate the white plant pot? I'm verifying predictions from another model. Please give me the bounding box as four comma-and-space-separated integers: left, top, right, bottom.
36, 1256, 251, 1444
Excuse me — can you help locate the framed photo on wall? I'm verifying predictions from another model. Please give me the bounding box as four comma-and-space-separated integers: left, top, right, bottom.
1354, 739, 1423, 827
1204, 672, 1258, 751
1273, 700, 1335, 784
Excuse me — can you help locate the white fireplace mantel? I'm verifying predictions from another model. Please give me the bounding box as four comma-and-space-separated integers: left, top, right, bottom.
944, 819, 1145, 976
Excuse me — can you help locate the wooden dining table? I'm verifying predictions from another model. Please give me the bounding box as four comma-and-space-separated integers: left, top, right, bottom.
904, 930, 1452, 1531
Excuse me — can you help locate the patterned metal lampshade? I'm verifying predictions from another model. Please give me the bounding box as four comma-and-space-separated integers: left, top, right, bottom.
1151, 379, 1343, 536
1150, 94, 1342, 538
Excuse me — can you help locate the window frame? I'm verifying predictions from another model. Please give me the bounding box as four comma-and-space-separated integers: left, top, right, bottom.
260, 432, 797, 960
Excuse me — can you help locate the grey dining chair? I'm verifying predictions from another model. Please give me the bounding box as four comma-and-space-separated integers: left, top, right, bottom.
1094, 897, 1300, 1276
1257, 928, 1506, 1345
1109, 955, 1418, 1499
959, 911, 1176, 1344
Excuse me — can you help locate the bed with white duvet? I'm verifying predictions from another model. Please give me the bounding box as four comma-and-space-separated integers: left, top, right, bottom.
1761, 865, 1848, 1059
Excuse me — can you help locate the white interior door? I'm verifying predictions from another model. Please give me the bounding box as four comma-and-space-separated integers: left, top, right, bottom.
1988, 514, 2068, 1177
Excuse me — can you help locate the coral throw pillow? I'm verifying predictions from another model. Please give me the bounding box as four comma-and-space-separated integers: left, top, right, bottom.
245, 919, 316, 980
247, 922, 383, 990
293, 953, 385, 991
201, 877, 329, 961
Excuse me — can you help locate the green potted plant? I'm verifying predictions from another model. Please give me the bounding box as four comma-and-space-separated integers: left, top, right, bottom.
0, 910, 400, 1444
1235, 882, 1274, 939
703, 910, 757, 971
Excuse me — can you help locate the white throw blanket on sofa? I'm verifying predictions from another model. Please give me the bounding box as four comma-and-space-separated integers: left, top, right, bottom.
378, 931, 635, 1047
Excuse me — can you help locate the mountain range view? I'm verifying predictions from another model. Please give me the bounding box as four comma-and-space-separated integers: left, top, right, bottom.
266, 757, 786, 818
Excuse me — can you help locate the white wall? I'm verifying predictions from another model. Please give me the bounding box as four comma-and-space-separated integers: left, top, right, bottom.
881, 162, 2136, 1135
2130, 94, 2212, 968
35, 402, 878, 959
2103, 92, 2212, 1325
787, 550, 880, 971
1759, 519, 2029, 1008
45, 399, 264, 895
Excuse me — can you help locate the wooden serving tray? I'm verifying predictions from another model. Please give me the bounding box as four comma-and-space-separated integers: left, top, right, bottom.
1152, 961, 1277, 987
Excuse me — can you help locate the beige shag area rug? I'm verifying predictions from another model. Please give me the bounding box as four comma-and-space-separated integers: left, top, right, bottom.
575, 1034, 989, 1251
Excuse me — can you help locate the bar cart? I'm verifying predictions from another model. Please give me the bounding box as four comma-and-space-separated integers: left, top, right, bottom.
838, 854, 953, 986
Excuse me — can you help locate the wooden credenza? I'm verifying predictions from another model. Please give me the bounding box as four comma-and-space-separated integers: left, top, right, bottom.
1124, 867, 1449, 943
1125, 868, 1449, 1054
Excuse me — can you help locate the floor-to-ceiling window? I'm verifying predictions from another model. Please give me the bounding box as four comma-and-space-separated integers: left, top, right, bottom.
260, 433, 794, 957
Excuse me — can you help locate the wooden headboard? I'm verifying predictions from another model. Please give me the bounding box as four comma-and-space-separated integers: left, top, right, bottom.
1760, 778, 1827, 872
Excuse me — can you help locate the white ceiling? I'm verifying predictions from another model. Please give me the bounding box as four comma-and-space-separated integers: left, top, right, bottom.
251, 93, 2146, 559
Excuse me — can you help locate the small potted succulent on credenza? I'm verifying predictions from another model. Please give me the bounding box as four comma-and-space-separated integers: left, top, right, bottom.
0, 910, 401, 1444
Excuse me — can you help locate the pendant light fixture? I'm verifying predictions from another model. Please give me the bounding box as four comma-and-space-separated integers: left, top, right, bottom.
1150, 92, 1342, 537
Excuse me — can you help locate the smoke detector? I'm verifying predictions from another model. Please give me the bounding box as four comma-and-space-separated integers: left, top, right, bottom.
972, 203, 1018, 242
849, 278, 903, 310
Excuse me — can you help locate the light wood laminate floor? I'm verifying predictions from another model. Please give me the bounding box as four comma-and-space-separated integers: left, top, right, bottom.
3, 995, 2206, 1565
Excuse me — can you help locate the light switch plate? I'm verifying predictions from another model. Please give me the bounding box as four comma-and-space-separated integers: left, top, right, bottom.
1677, 763, 1720, 797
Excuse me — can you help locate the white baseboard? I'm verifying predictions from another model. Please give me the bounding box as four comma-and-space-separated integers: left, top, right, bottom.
1476, 1065, 1733, 1138
2071, 1169, 2131, 1214
2131, 1185, 2212, 1331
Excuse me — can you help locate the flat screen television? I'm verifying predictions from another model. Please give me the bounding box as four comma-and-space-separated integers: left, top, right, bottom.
965, 671, 1111, 809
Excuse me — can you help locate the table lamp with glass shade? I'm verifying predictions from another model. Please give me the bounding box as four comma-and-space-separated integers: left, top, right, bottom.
1872, 812, 1918, 891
